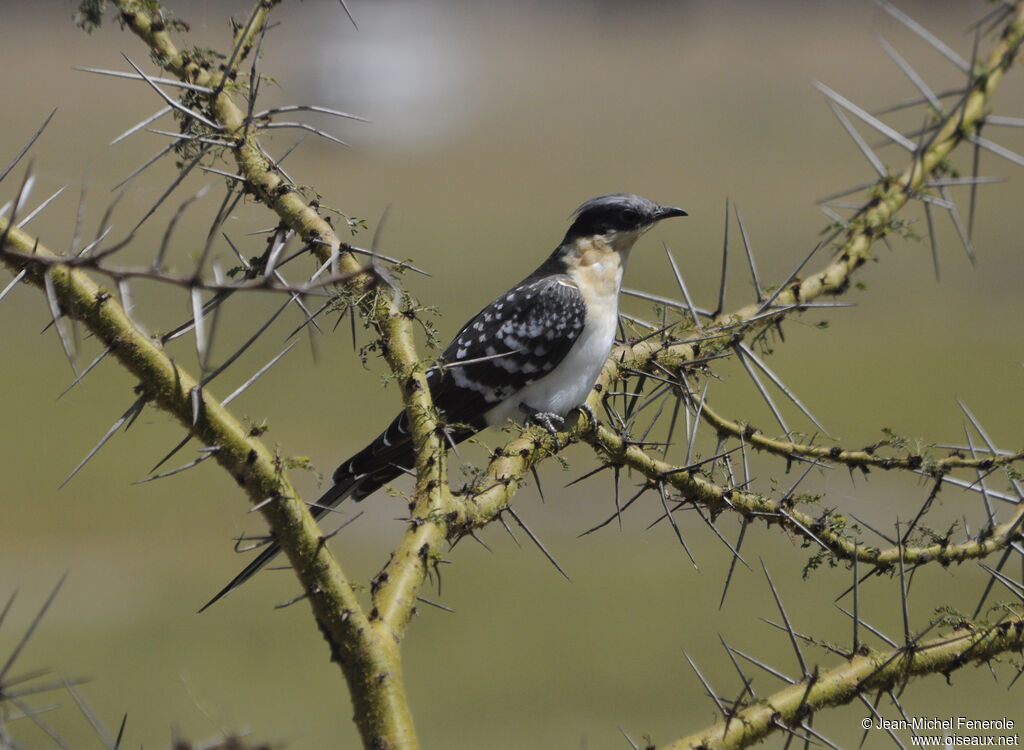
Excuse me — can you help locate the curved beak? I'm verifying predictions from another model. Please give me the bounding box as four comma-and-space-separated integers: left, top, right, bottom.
655, 205, 688, 221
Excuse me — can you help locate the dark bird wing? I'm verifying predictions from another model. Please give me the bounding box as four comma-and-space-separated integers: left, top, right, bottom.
431, 272, 587, 425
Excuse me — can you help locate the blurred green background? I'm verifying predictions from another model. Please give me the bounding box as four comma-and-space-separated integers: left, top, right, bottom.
2, 1, 1023, 748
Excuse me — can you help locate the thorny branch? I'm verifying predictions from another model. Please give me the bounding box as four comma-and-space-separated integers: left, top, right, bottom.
697, 400, 1024, 476
1, 1, 1023, 749
3, 1, 428, 747
671, 613, 1024, 750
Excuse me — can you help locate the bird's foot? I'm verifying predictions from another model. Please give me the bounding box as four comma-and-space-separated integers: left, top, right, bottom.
520, 402, 565, 449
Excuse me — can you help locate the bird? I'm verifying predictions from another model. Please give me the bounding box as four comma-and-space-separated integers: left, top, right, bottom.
201, 192, 687, 611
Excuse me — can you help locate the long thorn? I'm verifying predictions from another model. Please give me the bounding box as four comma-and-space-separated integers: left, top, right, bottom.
938, 185, 975, 264
876, 34, 941, 110
0, 574, 67, 682
129, 144, 212, 235
826, 101, 886, 177
504, 506, 571, 581
755, 241, 824, 316
719, 518, 749, 609
876, 1, 969, 72
896, 524, 911, 644
112, 141, 175, 190
813, 80, 916, 151
42, 272, 77, 375
59, 397, 147, 489
727, 644, 796, 684
738, 342, 827, 434
852, 542, 860, 654
684, 650, 728, 719
58, 346, 112, 399
762, 560, 808, 677
120, 55, 220, 130
337, 0, 359, 30
254, 103, 368, 123
578, 483, 649, 537
735, 344, 789, 435
664, 242, 703, 332
734, 205, 763, 302
713, 197, 730, 316
17, 186, 67, 229
657, 481, 698, 569
835, 605, 899, 647
923, 199, 940, 280
0, 109, 56, 185
74, 66, 213, 93
109, 105, 172, 146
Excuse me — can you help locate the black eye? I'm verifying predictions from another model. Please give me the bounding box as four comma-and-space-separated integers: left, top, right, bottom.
617, 209, 640, 228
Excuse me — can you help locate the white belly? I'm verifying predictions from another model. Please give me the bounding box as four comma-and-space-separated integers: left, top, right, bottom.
483, 308, 616, 425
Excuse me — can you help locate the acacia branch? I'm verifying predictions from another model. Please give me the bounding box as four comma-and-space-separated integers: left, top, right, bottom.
363, 302, 459, 640
101, 1, 479, 744
112, 0, 361, 279
10, 1, 433, 746
670, 613, 1024, 750
698, 399, 1024, 475
0, 217, 416, 742
589, 420, 1024, 569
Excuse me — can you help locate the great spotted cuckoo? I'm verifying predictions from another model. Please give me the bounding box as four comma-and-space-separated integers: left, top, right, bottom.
201, 193, 687, 610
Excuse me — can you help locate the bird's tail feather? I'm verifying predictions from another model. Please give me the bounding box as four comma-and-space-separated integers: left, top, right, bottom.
198, 414, 417, 612
197, 475, 365, 613
199, 410, 475, 611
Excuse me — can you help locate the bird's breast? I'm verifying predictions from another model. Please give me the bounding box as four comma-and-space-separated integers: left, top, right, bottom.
569, 242, 627, 303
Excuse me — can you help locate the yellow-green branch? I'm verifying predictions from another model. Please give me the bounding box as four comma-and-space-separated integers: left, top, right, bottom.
115, 0, 477, 667
670, 614, 1024, 750
33, 2, 432, 747
114, 0, 361, 278
0, 216, 410, 740
698, 400, 1024, 475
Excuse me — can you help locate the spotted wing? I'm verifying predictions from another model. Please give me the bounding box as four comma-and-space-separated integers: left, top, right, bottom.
430, 273, 587, 427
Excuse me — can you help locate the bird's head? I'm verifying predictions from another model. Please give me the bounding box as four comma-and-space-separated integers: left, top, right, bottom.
561, 193, 687, 253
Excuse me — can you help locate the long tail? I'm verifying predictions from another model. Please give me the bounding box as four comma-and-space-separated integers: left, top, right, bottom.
198, 411, 418, 612
197, 474, 370, 612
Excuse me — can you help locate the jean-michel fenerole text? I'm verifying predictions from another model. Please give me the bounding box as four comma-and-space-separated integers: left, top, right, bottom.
873, 717, 1015, 732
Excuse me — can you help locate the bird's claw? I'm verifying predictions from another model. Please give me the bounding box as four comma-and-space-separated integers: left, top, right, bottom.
575, 402, 599, 433
520, 402, 566, 449
520, 402, 598, 450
